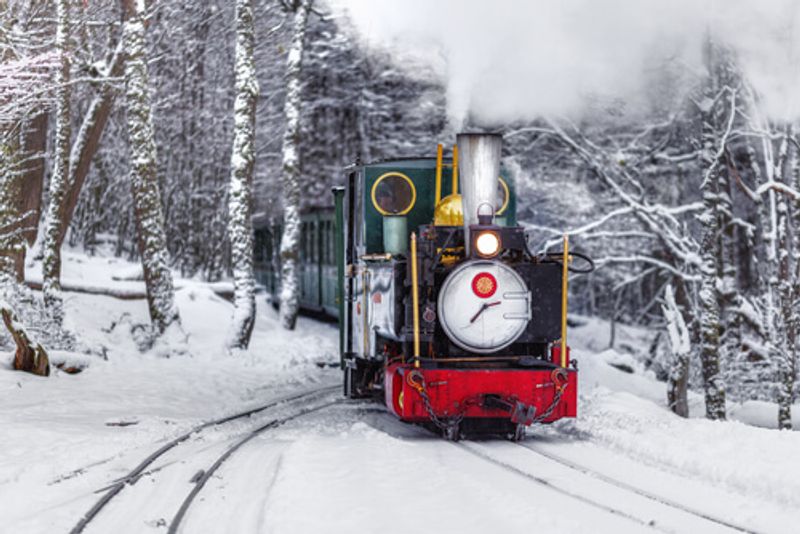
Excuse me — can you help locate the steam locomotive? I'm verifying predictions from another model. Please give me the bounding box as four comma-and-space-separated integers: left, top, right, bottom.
255, 133, 583, 440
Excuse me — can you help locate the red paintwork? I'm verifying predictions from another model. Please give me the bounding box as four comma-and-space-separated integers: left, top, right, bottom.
471, 272, 498, 298
550, 345, 570, 367
384, 359, 577, 425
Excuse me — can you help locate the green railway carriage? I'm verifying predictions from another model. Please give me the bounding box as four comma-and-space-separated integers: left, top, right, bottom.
253, 208, 339, 317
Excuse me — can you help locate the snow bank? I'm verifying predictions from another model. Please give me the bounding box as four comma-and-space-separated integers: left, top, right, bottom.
561, 320, 800, 513
0, 271, 338, 533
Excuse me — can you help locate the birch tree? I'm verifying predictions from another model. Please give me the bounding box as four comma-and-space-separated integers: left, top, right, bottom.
0, 127, 22, 281
226, 0, 259, 351
122, 0, 180, 336
662, 284, 690, 417
279, 0, 311, 330
41, 0, 71, 326
694, 37, 737, 421
0, 6, 57, 281
774, 129, 796, 429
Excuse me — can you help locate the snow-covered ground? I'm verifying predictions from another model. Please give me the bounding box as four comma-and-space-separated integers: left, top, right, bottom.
2, 252, 799, 533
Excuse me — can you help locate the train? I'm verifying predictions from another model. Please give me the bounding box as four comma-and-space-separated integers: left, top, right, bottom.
254, 133, 587, 440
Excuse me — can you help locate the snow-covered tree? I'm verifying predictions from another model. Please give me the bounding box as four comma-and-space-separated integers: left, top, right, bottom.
122, 0, 180, 336
226, 0, 259, 351
0, 3, 57, 281
662, 284, 690, 417
41, 0, 71, 326
694, 37, 735, 421
278, 0, 311, 331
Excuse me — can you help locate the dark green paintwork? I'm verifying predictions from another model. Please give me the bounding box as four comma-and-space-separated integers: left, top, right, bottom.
363, 158, 516, 254
253, 159, 518, 327
334, 187, 345, 361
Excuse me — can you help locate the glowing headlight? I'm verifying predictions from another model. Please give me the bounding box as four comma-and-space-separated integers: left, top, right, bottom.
475, 231, 501, 257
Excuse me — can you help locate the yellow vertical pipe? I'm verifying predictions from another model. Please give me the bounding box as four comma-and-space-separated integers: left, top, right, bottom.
435, 144, 443, 205
411, 233, 421, 367
560, 234, 569, 368
451, 144, 459, 195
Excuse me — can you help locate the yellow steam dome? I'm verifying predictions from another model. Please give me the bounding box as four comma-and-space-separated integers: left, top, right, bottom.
434, 193, 464, 226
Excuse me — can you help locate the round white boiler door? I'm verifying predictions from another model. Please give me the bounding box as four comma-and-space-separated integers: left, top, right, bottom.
437, 260, 530, 354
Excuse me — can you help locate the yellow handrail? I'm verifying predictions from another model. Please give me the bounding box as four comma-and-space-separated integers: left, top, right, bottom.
411, 232, 421, 367
435, 143, 443, 205
560, 234, 569, 368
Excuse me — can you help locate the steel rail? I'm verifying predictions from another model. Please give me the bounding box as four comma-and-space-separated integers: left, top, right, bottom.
69, 384, 339, 534
166, 398, 339, 534
514, 441, 757, 534
365, 411, 666, 532
456, 442, 670, 533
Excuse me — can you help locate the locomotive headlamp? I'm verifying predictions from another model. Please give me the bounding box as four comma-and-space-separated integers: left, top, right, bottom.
475, 231, 501, 258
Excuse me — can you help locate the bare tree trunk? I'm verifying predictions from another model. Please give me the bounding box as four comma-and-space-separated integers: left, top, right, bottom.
776, 127, 795, 430
0, 124, 22, 281
718, 151, 741, 396
1, 306, 50, 376
19, 113, 47, 249
279, 0, 311, 331
42, 0, 71, 326
226, 0, 259, 351
57, 40, 126, 249
662, 284, 690, 417
122, 0, 180, 336
696, 37, 728, 420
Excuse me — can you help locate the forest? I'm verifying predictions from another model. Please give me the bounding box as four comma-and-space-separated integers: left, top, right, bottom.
1, 0, 798, 432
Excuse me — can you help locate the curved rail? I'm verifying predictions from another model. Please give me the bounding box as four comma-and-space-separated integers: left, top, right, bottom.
515, 441, 756, 534
167, 398, 339, 534
456, 442, 668, 532
363, 411, 666, 532
69, 384, 339, 534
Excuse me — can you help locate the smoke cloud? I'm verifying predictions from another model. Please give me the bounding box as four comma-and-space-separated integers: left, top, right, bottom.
330, 0, 800, 125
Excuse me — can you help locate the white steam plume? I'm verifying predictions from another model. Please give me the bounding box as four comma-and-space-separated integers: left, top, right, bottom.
330, 0, 800, 125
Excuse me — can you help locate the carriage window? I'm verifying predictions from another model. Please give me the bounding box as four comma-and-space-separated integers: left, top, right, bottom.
322, 221, 330, 264
371, 172, 416, 216
328, 221, 334, 265
300, 223, 307, 261
312, 222, 318, 263
496, 176, 510, 216
254, 230, 265, 262
307, 223, 314, 263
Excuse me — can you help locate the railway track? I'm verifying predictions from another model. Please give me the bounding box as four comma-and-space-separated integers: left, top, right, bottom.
514, 441, 756, 534
455, 441, 673, 533
459, 439, 758, 534
360, 412, 662, 531
363, 408, 756, 533
70, 384, 340, 534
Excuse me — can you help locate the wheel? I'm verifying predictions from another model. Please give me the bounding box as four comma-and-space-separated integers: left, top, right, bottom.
343, 364, 360, 398
343, 366, 352, 398
343, 358, 375, 399
509, 424, 526, 442
443, 423, 461, 442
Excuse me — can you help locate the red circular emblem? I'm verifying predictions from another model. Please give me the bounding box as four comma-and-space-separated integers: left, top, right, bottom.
471, 272, 498, 299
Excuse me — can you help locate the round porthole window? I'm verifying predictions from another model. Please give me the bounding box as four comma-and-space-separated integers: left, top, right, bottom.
496, 176, 510, 216
371, 172, 416, 216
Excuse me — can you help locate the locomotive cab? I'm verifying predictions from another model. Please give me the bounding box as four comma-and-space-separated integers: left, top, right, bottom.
337, 133, 579, 440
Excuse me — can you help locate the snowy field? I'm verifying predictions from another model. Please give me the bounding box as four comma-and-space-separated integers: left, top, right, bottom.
2, 252, 799, 533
